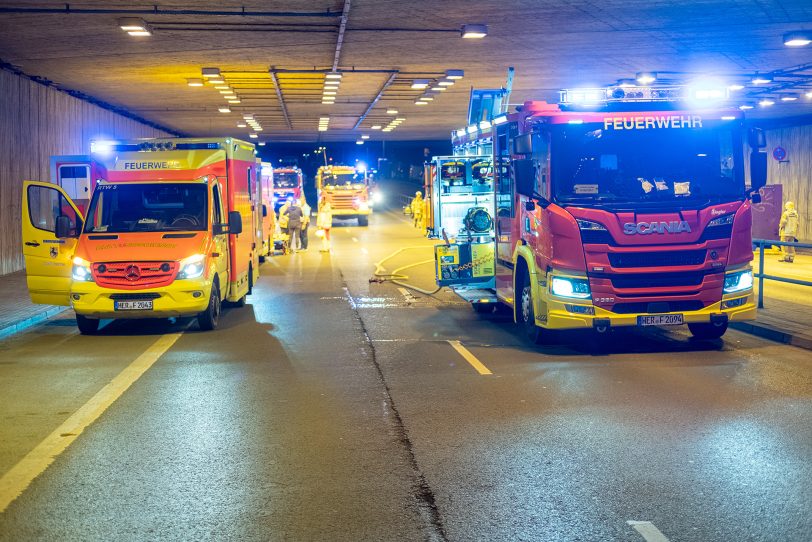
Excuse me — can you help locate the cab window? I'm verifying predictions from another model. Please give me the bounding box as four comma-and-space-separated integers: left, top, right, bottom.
27, 184, 81, 236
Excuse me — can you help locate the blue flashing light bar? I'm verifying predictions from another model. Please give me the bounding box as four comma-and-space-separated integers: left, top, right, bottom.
559, 85, 727, 105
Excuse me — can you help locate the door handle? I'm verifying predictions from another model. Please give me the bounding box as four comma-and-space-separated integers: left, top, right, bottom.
25, 241, 40, 247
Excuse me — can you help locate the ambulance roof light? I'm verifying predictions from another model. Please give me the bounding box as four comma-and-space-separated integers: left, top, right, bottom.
492, 115, 508, 125
90, 140, 116, 155
636, 72, 657, 85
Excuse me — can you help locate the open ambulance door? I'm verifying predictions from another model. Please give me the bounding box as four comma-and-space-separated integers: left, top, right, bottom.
22, 181, 85, 306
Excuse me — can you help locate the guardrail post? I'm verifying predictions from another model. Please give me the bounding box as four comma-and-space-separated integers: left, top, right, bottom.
758, 240, 765, 309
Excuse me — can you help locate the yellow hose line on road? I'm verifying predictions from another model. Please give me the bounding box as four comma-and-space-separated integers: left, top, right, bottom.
372, 246, 441, 296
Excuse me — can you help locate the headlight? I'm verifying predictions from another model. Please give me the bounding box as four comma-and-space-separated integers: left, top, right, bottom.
71, 257, 93, 282
576, 219, 607, 231
724, 269, 753, 293
372, 192, 383, 203
708, 214, 735, 227
551, 276, 591, 299
178, 254, 206, 280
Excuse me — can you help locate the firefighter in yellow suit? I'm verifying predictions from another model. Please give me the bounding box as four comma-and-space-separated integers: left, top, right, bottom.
411, 191, 424, 230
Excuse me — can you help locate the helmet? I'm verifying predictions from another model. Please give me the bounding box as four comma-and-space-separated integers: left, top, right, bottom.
786, 201, 795, 210
415, 191, 422, 197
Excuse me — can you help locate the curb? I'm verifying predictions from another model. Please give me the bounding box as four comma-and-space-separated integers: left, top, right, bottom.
0, 306, 69, 340
730, 321, 812, 351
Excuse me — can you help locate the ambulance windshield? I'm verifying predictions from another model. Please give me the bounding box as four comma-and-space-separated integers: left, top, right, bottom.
551, 121, 744, 208
275, 172, 300, 189
84, 183, 208, 233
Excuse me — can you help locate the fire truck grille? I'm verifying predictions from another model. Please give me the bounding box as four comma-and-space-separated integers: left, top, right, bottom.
610, 300, 706, 314
608, 249, 706, 268
92, 261, 178, 290
607, 271, 708, 289
330, 194, 357, 210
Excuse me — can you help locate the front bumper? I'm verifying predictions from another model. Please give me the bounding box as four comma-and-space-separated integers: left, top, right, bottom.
70, 278, 213, 319
331, 208, 371, 217
542, 291, 756, 330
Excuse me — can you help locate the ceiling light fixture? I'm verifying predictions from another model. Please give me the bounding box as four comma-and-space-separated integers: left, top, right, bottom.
806, 90, 812, 99
411, 80, 429, 90
371, 125, 382, 130
325, 72, 342, 79
356, 140, 364, 145
214, 85, 230, 90
415, 100, 428, 105
781, 94, 799, 101
218, 107, 231, 113
461, 24, 488, 39
432, 86, 447, 92
237, 123, 247, 128
202, 68, 221, 78
739, 104, 754, 110
438, 79, 454, 86
208, 77, 225, 85
323, 91, 337, 96
751, 74, 773, 85
361, 135, 370, 139
249, 134, 258, 139
187, 78, 204, 87
783, 31, 812, 47
728, 84, 745, 91
228, 99, 241, 104
386, 108, 398, 115
119, 18, 151, 36
636, 72, 656, 85
446, 69, 464, 80
758, 98, 775, 107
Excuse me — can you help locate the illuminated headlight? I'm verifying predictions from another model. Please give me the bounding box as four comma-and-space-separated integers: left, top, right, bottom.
372, 191, 383, 203
178, 254, 206, 280
359, 202, 370, 211
576, 219, 607, 231
71, 257, 93, 282
708, 214, 735, 227
551, 276, 591, 299
723, 269, 753, 293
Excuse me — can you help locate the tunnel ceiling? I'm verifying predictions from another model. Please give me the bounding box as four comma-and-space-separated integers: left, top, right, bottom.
1, 1, 811, 142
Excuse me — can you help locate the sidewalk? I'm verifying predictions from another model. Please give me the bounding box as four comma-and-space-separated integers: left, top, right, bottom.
731, 252, 812, 349
0, 271, 67, 339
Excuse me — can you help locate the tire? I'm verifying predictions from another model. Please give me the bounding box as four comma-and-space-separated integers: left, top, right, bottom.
472, 302, 495, 314
76, 314, 99, 335
197, 281, 221, 331
358, 216, 369, 227
518, 271, 546, 345
688, 321, 728, 340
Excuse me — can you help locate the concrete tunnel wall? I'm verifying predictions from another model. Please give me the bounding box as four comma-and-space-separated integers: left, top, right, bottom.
764, 123, 812, 242
0, 67, 171, 276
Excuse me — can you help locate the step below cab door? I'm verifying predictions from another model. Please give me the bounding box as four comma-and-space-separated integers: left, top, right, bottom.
22, 181, 85, 306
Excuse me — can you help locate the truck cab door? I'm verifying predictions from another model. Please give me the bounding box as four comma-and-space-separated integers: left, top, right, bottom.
211, 183, 229, 291
22, 181, 85, 306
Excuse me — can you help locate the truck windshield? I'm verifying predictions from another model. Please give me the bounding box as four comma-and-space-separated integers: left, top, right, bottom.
275, 172, 300, 189
322, 172, 365, 186
84, 183, 208, 233
551, 122, 744, 208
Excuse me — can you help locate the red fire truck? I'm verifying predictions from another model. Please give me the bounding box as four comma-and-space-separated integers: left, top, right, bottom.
272, 166, 303, 212
436, 87, 765, 342
23, 137, 260, 333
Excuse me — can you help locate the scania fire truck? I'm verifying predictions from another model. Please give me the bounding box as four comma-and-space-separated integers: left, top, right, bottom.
436, 87, 765, 341
272, 166, 303, 213
317, 164, 371, 226
22, 137, 260, 334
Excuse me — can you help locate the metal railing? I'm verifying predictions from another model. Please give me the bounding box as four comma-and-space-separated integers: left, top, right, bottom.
753, 238, 812, 308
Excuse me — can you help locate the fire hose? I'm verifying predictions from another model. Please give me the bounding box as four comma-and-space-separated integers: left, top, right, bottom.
370, 246, 442, 296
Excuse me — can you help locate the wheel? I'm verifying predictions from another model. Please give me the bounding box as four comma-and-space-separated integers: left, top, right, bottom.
472, 302, 495, 314
688, 321, 728, 340
357, 216, 369, 227
518, 271, 547, 345
197, 281, 221, 331
76, 314, 99, 335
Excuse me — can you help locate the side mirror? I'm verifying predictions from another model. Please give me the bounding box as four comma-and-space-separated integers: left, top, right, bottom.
513, 159, 536, 197
262, 204, 268, 217
750, 151, 767, 192
512, 133, 533, 155
228, 210, 243, 235
55, 215, 73, 239
750, 191, 762, 204
748, 127, 766, 150
525, 201, 536, 212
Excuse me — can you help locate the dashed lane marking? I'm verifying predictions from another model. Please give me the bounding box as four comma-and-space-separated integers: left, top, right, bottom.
447, 340, 493, 375
627, 521, 671, 542
0, 330, 186, 513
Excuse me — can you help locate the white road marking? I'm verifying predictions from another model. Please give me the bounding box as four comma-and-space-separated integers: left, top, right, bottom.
447, 340, 493, 375
0, 330, 185, 513
397, 287, 418, 302
352, 237, 359, 242
627, 521, 671, 542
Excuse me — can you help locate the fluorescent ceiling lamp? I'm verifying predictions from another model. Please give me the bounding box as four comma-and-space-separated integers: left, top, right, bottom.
208, 78, 225, 85
395, 117, 405, 121
219, 89, 233, 94
324, 84, 340, 89
411, 80, 429, 89
356, 140, 364, 145
254, 127, 263, 131
228, 99, 241, 104
243, 114, 254, 120
636, 72, 656, 85
739, 104, 754, 110
419, 96, 434, 101
446, 69, 464, 79
415, 100, 428, 105
461, 24, 488, 38
237, 123, 247, 128
438, 79, 454, 86
781, 94, 798, 101
371, 125, 382, 130
386, 109, 398, 115
721, 116, 736, 120
202, 67, 221, 78
214, 85, 230, 90
728, 84, 745, 91
127, 30, 152, 36
322, 100, 335, 104
318, 127, 328, 131
218, 107, 231, 113
187, 78, 204, 87
432, 86, 447, 91
751, 74, 772, 85
455, 129, 467, 138
382, 128, 393, 132
361, 135, 370, 139
119, 18, 147, 31
806, 91, 812, 98
323, 91, 337, 96
249, 134, 258, 139
258, 142, 266, 146
759, 98, 775, 107
325, 72, 342, 79
784, 31, 812, 47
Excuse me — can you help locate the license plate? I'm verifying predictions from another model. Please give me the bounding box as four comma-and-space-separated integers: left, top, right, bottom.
638, 314, 684, 326
114, 300, 154, 311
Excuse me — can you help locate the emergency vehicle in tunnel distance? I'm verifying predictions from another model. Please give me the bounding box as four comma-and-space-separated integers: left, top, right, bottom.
272, 166, 303, 212
21, 137, 260, 334
437, 86, 766, 341
317, 164, 372, 226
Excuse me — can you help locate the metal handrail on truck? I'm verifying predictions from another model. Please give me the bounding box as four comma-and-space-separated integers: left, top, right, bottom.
753, 238, 812, 308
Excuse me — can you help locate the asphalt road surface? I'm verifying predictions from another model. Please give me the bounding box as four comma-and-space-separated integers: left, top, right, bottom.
1, 208, 810, 541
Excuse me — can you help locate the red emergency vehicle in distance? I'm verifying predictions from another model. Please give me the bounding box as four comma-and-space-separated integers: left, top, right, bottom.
22, 137, 260, 334
272, 166, 303, 212
439, 86, 766, 342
